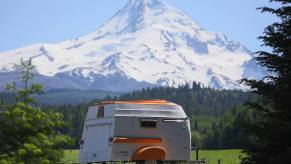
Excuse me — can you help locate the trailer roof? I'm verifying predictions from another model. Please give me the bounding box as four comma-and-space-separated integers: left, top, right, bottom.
96, 99, 175, 106
89, 100, 187, 118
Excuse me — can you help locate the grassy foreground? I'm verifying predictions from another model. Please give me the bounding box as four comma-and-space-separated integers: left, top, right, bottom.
63, 149, 243, 164
63, 149, 79, 163
193, 149, 243, 164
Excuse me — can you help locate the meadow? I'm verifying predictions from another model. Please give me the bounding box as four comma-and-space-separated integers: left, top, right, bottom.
194, 149, 243, 164
63, 149, 243, 164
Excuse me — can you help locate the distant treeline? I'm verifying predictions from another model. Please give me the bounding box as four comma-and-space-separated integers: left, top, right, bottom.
43, 82, 259, 149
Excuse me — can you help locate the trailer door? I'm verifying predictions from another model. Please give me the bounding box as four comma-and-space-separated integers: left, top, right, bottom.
84, 124, 111, 155
163, 119, 191, 160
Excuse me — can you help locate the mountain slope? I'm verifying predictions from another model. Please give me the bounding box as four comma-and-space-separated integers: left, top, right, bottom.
0, 0, 264, 92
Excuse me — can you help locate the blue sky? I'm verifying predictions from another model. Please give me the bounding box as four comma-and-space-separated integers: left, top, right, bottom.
0, 0, 278, 52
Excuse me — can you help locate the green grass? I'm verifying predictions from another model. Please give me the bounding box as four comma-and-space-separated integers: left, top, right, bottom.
192, 149, 244, 164
63, 149, 79, 163
63, 149, 243, 164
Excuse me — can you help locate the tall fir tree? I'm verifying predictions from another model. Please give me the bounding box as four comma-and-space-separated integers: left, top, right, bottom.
0, 58, 71, 163
241, 0, 291, 163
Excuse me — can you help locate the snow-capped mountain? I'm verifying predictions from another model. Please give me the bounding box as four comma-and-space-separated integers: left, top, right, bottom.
0, 0, 264, 92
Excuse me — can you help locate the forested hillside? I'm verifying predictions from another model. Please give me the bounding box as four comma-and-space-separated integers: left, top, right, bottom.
0, 89, 122, 105
44, 83, 259, 149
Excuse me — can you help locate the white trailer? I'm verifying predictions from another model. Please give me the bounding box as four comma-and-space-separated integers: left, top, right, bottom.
79, 100, 191, 163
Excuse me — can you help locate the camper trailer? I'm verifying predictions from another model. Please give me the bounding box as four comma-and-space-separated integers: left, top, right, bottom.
79, 100, 191, 163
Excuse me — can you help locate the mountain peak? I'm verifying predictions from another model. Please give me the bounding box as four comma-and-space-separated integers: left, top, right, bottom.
124, 0, 173, 18
0, 0, 264, 92
95, 0, 189, 35
128, 0, 164, 7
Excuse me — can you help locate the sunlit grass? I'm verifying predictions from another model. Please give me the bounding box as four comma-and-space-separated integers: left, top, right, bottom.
192, 149, 244, 164
62, 149, 79, 163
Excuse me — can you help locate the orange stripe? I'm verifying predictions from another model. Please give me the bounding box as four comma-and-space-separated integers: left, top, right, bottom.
98, 99, 173, 105
113, 137, 162, 143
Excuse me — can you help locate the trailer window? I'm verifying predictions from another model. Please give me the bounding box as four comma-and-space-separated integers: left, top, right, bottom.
140, 120, 157, 128
97, 106, 104, 118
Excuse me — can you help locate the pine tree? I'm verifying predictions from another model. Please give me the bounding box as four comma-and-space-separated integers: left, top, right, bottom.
0, 58, 71, 163
241, 0, 291, 163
